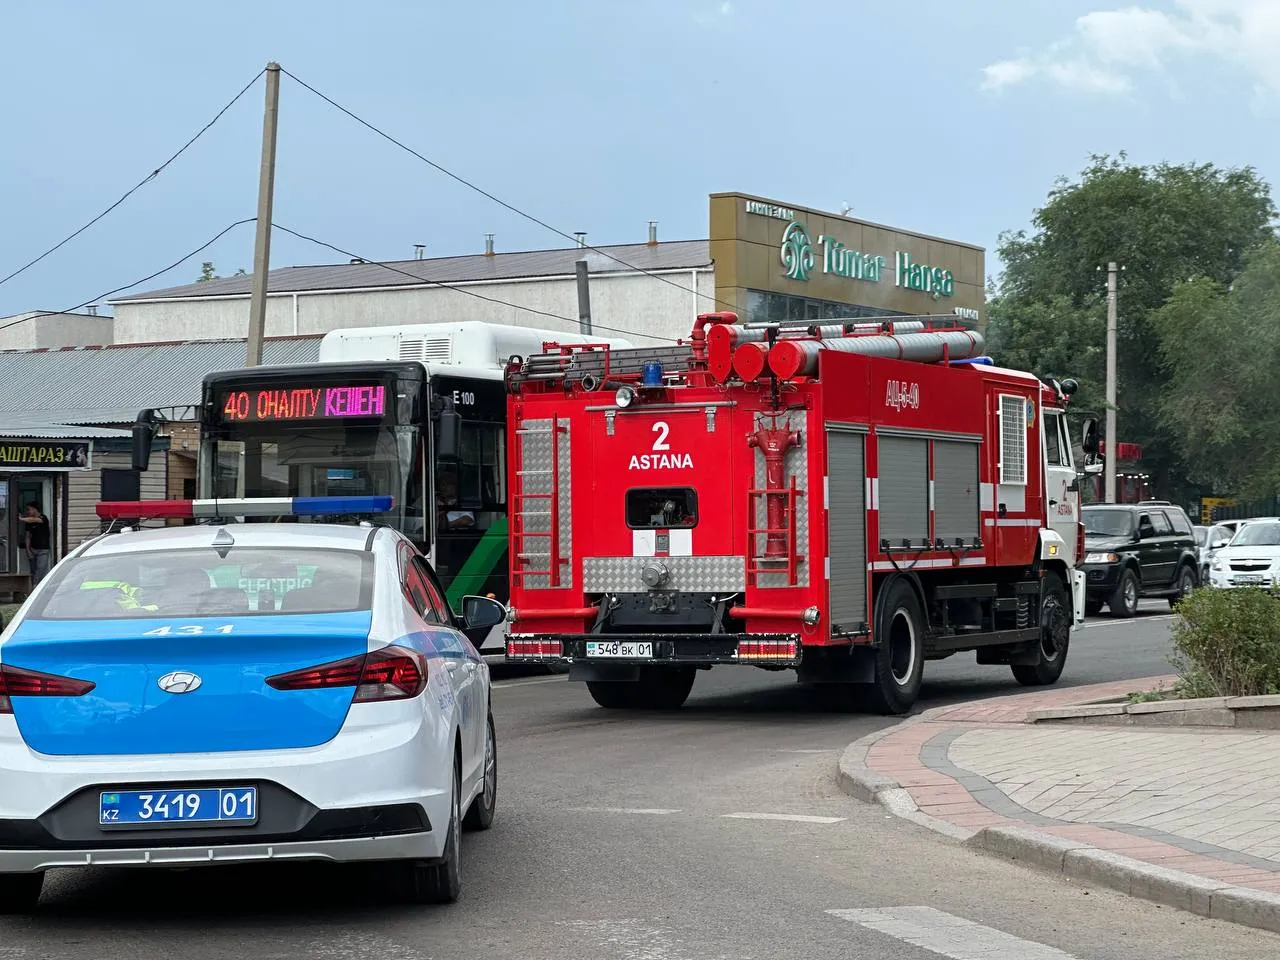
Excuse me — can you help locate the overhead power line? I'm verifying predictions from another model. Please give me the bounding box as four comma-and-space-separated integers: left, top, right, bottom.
0, 218, 257, 336
0, 67, 266, 291
280, 68, 734, 315
272, 222, 673, 343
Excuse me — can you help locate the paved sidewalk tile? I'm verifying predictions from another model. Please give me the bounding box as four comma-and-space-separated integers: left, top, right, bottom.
860, 674, 1280, 903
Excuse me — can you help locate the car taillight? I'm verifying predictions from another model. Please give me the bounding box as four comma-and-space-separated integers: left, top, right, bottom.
1076, 521, 1086, 562
0, 664, 96, 714
266, 646, 428, 703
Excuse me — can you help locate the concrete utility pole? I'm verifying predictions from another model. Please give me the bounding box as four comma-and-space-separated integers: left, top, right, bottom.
575, 259, 592, 336
1105, 261, 1118, 503
246, 62, 281, 366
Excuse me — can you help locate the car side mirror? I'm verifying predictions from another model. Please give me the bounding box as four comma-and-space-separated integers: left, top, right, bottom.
462, 595, 506, 631
1081, 417, 1100, 455
132, 409, 158, 471
436, 396, 462, 463
1212, 539, 1228, 550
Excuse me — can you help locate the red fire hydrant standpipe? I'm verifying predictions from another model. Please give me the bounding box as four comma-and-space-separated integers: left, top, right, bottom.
748, 423, 802, 557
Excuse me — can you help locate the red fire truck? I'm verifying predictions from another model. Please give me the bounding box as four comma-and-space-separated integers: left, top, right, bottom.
502, 313, 1100, 714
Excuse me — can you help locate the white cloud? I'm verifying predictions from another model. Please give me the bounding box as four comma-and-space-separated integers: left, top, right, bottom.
980, 0, 1280, 105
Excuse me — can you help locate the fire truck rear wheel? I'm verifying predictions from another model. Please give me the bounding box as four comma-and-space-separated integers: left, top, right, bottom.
1012, 572, 1070, 687
866, 579, 925, 715
586, 667, 696, 710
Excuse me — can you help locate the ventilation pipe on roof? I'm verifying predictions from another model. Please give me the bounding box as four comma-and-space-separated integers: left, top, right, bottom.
485, 234, 495, 256
574, 232, 587, 247
413, 244, 425, 260
648, 221, 658, 245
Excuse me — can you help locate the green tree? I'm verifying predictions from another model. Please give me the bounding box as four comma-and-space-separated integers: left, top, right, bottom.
1152, 240, 1280, 497
988, 153, 1278, 500
196, 262, 248, 282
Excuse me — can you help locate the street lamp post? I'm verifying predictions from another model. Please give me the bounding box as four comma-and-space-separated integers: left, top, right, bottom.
1105, 261, 1118, 503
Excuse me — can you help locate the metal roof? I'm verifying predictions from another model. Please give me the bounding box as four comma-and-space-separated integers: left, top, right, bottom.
110, 240, 713, 302
0, 336, 321, 426
0, 421, 131, 439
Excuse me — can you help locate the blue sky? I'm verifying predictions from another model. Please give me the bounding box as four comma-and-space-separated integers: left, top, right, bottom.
2, 0, 1277, 319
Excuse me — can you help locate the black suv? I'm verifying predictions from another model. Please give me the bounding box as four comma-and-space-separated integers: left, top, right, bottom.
1081, 501, 1201, 617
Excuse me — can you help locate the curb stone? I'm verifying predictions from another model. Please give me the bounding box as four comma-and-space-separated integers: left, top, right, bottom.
836, 722, 978, 844
836, 719, 1280, 936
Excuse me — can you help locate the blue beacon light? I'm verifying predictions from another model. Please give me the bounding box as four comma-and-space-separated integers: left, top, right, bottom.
641, 360, 664, 387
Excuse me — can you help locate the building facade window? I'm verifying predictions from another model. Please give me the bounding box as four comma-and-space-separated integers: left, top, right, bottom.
744, 289, 913, 324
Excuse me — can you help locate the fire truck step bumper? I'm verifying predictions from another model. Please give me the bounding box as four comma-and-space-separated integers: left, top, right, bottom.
508, 634, 802, 671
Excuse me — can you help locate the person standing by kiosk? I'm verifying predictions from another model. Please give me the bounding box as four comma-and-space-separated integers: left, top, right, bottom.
19, 500, 51, 587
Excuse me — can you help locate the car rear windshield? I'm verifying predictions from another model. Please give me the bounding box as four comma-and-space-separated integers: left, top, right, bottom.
28, 547, 374, 620
1083, 509, 1133, 537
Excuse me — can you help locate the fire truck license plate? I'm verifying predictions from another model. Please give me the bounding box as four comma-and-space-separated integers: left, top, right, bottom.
585, 641, 653, 658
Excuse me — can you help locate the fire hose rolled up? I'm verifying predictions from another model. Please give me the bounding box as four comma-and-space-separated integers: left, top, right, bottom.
767, 329, 986, 380
707, 319, 926, 382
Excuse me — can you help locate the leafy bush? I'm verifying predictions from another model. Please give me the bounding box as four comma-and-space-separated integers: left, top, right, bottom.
1170, 587, 1280, 697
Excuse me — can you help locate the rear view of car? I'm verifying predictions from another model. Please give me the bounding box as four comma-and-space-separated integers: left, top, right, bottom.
0, 508, 493, 913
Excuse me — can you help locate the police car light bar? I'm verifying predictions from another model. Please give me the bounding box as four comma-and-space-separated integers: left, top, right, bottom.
95, 495, 396, 520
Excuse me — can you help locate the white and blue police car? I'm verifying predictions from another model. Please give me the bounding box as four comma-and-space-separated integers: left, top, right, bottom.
0, 495, 501, 912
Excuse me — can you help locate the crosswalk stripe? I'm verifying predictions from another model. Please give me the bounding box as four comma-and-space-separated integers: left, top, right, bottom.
827, 906, 1083, 960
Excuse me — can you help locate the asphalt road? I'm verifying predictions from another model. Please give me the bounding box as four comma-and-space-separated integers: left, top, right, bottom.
7, 601, 1275, 959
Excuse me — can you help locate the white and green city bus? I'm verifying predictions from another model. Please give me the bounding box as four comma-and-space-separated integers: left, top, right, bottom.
131, 322, 630, 655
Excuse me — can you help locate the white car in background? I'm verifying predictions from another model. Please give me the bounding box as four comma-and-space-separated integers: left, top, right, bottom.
1196, 523, 1238, 582
1208, 519, 1280, 588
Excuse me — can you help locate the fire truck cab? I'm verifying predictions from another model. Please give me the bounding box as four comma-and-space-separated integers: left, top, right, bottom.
503, 313, 1100, 714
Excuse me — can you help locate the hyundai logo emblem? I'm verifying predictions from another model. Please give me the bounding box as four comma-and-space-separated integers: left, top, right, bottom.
157, 671, 202, 695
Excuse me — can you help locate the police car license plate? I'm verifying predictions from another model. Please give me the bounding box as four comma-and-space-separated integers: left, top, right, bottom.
99, 787, 258, 828
585, 641, 653, 658
1235, 574, 1267, 585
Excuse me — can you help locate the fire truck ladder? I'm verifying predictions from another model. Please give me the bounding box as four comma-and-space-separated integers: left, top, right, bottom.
512, 418, 567, 588
746, 477, 806, 587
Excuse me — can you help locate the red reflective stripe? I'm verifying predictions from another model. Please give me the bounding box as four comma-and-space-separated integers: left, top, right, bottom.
96, 500, 194, 519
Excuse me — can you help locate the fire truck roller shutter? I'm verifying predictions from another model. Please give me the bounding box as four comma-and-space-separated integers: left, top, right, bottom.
826, 427, 868, 632
877, 435, 930, 547
932, 439, 981, 545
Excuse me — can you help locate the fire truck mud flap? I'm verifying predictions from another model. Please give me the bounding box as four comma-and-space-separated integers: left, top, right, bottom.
1071, 568, 1086, 627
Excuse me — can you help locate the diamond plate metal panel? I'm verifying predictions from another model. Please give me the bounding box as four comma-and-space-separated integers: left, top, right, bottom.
753, 413, 810, 588
517, 417, 571, 590
583, 556, 746, 593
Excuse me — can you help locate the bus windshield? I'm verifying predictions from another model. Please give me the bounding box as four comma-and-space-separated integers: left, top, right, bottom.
203, 424, 425, 541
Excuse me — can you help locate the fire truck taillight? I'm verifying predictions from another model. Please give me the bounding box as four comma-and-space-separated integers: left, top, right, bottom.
736, 639, 799, 661
507, 638, 563, 658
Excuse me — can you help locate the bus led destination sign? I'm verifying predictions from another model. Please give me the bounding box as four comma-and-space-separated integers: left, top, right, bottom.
221, 384, 387, 422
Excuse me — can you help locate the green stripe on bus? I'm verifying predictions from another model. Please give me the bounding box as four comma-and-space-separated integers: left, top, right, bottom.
445, 516, 509, 611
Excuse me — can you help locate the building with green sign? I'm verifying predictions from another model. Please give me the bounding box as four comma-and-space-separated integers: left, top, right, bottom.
709, 192, 984, 328
106, 193, 984, 346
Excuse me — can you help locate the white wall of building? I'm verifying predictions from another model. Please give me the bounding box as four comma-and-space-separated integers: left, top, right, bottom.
0, 312, 114, 350
111, 269, 719, 348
